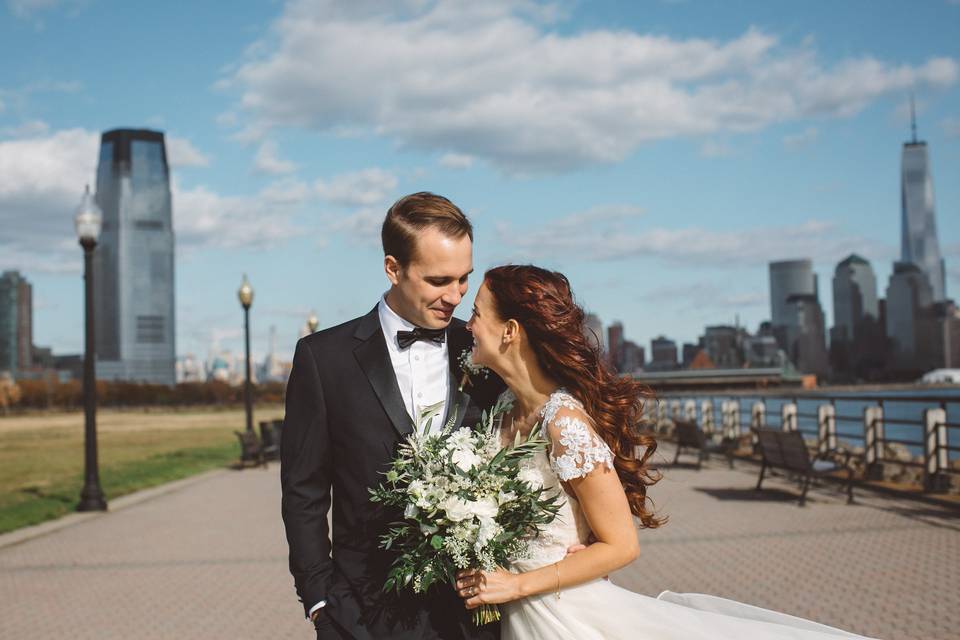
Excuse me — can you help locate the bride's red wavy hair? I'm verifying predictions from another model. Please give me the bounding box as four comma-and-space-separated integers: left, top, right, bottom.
484, 265, 664, 529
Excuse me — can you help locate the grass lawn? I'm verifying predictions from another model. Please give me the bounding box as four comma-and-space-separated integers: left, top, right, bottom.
0, 405, 283, 534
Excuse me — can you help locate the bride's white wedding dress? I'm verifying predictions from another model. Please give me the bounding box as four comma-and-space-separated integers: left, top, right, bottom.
499, 389, 877, 640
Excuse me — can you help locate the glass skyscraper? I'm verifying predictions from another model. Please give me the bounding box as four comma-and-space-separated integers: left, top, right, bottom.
0, 270, 32, 377
901, 110, 946, 302
831, 254, 878, 344
768, 259, 818, 352
93, 129, 176, 385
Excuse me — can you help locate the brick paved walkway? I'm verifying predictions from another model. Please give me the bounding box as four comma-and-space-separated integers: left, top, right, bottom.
1, 446, 957, 639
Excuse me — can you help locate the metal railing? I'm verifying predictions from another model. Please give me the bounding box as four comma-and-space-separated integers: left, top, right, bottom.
649, 390, 959, 494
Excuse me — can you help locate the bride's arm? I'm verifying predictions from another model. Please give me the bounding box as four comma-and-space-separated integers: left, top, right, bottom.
457, 408, 639, 607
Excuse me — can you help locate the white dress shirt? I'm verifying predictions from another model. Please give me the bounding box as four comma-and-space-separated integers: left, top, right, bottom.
377, 294, 451, 434
308, 297, 451, 620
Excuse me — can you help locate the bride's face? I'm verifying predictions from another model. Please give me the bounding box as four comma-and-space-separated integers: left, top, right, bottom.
465, 282, 505, 368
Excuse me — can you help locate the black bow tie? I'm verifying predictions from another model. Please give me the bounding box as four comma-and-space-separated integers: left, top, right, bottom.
396, 327, 446, 349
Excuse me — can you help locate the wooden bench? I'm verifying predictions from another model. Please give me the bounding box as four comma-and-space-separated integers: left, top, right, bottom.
671, 419, 735, 470
258, 420, 280, 461
234, 430, 266, 468
755, 428, 854, 506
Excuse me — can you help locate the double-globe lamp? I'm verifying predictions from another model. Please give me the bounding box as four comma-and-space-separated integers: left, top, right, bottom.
75, 186, 107, 512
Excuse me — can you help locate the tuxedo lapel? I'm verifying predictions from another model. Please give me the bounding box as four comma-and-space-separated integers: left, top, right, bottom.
353, 306, 413, 438
446, 322, 472, 431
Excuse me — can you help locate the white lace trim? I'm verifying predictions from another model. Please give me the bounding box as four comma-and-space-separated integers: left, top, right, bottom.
541, 390, 613, 481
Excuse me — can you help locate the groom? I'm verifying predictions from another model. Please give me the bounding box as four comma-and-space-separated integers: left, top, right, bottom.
281, 192, 503, 639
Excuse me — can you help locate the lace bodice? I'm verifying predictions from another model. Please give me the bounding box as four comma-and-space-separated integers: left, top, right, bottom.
500, 389, 614, 572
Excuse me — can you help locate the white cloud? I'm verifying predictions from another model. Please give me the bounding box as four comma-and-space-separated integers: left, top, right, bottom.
641, 282, 767, 311
166, 136, 211, 168
497, 213, 887, 268
253, 139, 297, 174
783, 126, 819, 150
699, 140, 732, 157
439, 153, 474, 169
223, 0, 958, 173
7, 0, 60, 18
173, 181, 301, 249
0, 127, 304, 275
0, 119, 50, 138
315, 167, 398, 207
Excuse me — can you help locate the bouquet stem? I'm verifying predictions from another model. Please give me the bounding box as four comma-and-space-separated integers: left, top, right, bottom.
472, 604, 500, 626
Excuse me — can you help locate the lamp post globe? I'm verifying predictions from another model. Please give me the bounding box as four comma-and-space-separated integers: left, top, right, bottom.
75, 185, 107, 512
238, 275, 254, 433
307, 311, 319, 334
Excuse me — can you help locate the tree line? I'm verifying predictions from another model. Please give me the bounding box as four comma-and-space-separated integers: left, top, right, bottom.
0, 378, 287, 413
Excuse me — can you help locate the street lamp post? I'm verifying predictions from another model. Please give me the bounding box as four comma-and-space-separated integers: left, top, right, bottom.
307, 311, 319, 334
75, 185, 107, 512
238, 275, 254, 433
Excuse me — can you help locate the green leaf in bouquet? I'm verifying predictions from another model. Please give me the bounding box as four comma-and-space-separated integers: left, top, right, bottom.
430, 534, 444, 550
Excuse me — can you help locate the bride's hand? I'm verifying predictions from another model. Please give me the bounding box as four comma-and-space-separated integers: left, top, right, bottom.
455, 568, 521, 609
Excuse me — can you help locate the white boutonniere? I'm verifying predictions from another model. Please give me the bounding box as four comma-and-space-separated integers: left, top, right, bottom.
458, 347, 489, 392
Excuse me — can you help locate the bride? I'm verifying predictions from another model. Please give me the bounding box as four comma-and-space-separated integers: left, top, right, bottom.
454, 264, 876, 640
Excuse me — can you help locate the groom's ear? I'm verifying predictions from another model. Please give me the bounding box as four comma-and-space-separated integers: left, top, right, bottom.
384, 254, 402, 285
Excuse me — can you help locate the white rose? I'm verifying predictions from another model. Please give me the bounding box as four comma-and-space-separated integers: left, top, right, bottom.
451, 448, 482, 472
442, 496, 473, 522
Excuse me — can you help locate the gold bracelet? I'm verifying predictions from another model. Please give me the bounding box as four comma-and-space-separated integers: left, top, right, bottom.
554, 561, 561, 599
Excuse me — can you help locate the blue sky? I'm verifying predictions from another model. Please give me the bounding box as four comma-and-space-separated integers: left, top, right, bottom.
1, 0, 958, 364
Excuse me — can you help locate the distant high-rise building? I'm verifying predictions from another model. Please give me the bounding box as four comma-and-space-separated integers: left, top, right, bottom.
584, 313, 605, 354
649, 336, 678, 371
832, 254, 879, 344
0, 271, 32, 376
94, 129, 176, 385
702, 325, 743, 369
901, 103, 946, 301
681, 342, 700, 368
769, 259, 817, 350
784, 293, 829, 378
886, 261, 934, 370
607, 321, 624, 370
620, 340, 645, 373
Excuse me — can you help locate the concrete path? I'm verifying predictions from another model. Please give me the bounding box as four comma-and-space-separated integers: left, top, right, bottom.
1, 445, 957, 639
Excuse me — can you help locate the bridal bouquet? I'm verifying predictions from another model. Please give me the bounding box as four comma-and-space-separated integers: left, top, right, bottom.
368, 397, 561, 625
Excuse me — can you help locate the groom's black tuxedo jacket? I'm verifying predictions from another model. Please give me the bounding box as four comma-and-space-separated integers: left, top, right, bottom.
281, 305, 503, 640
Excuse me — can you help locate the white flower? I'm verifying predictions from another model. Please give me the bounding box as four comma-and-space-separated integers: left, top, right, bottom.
404, 503, 419, 519
476, 517, 501, 548
451, 447, 482, 472
442, 496, 473, 522
497, 490, 517, 505
420, 522, 438, 536
472, 497, 499, 520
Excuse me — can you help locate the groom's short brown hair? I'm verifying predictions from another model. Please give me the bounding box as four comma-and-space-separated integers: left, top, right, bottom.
382, 192, 473, 266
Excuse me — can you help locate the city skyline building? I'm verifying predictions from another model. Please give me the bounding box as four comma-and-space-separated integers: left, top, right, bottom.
769, 259, 818, 353
649, 335, 678, 371
886, 261, 935, 370
784, 293, 829, 377
0, 271, 32, 377
94, 128, 176, 385
584, 313, 605, 354
900, 102, 946, 302
831, 254, 879, 344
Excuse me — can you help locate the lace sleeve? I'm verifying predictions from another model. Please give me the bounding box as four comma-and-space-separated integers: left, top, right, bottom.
543, 404, 614, 482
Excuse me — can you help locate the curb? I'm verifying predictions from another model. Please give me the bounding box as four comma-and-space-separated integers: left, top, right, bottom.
0, 467, 230, 551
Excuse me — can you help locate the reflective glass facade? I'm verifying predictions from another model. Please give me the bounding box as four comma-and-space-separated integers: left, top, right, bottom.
94, 129, 175, 384
901, 141, 945, 301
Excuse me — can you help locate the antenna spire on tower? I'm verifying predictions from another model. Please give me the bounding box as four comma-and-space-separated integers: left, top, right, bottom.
910, 93, 917, 144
